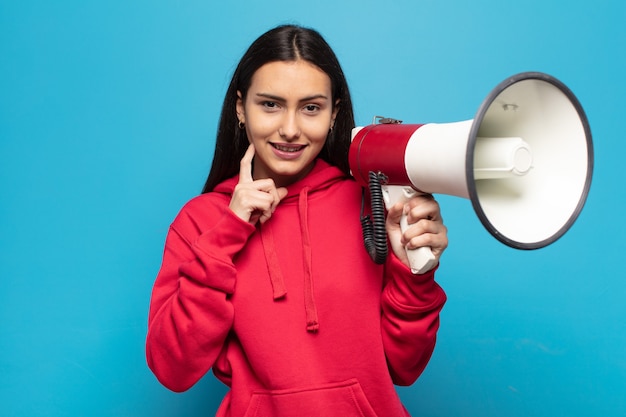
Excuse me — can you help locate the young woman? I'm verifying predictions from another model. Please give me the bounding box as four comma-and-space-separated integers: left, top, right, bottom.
146, 24, 448, 417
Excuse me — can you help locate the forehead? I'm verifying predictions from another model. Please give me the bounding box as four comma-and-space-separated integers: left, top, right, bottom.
248, 60, 332, 97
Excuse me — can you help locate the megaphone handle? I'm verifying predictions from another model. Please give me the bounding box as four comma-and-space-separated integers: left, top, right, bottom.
399, 213, 438, 274
382, 185, 438, 274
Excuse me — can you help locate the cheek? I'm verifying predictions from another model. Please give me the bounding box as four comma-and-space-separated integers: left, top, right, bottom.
303, 119, 332, 142
310, 130, 330, 146
246, 116, 277, 140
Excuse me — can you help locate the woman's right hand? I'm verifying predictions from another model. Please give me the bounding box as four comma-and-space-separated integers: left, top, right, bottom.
229, 144, 288, 225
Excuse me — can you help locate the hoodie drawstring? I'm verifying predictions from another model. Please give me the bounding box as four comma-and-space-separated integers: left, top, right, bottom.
260, 224, 288, 300
299, 187, 319, 332
259, 186, 319, 333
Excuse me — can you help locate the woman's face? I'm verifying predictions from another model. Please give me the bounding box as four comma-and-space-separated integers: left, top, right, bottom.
237, 60, 338, 187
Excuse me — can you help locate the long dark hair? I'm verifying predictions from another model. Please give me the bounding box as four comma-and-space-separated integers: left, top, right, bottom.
201, 25, 355, 193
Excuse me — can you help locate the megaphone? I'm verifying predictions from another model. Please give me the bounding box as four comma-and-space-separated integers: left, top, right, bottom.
349, 72, 593, 274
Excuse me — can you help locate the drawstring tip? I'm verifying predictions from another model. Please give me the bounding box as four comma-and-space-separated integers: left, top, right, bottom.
306, 322, 320, 333
272, 289, 287, 300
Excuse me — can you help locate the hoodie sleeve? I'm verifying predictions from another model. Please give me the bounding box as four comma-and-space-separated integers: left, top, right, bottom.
380, 252, 447, 386
146, 200, 255, 392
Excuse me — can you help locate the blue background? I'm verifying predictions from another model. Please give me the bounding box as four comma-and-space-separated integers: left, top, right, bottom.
1, 0, 624, 416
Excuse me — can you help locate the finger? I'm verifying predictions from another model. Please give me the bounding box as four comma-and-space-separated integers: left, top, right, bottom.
239, 144, 255, 184
234, 182, 287, 225
406, 232, 448, 256
233, 190, 275, 224
406, 199, 442, 225
230, 181, 275, 224
246, 178, 287, 210
258, 209, 273, 224
404, 221, 448, 250
260, 187, 288, 224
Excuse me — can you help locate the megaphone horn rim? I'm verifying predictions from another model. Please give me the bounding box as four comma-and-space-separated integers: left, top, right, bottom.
465, 71, 594, 250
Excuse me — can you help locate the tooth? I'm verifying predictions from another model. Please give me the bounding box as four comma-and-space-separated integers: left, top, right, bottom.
276, 145, 300, 152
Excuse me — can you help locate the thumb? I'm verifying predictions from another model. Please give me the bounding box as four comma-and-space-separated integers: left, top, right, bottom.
266, 187, 288, 220
385, 201, 405, 226
269, 187, 288, 214
277, 187, 288, 200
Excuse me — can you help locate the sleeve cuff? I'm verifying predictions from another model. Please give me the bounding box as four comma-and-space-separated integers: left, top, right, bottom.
383, 253, 444, 313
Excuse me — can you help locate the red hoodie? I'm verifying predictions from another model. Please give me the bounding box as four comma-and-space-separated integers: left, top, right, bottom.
146, 159, 446, 417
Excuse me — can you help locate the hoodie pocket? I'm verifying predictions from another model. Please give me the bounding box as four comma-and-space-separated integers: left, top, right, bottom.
243, 378, 379, 417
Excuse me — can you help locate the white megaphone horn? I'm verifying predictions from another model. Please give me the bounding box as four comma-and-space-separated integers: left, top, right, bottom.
349, 72, 593, 274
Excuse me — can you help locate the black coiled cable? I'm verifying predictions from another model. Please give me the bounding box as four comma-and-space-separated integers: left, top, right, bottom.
360, 171, 388, 264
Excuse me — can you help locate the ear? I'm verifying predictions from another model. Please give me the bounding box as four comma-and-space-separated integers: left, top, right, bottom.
236, 90, 245, 123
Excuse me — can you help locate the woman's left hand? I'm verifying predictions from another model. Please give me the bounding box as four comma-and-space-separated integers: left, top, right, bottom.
385, 194, 448, 273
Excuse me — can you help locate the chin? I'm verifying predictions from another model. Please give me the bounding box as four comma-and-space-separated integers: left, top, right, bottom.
270, 163, 314, 184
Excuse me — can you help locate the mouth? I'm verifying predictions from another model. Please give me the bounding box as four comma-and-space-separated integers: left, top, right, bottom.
271, 143, 307, 153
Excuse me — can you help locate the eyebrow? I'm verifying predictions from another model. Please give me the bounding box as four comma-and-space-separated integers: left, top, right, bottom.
255, 92, 329, 102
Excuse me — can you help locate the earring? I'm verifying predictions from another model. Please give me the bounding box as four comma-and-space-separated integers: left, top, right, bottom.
238, 121, 245, 129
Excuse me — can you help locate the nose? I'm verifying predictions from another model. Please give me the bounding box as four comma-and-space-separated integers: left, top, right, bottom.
278, 112, 301, 140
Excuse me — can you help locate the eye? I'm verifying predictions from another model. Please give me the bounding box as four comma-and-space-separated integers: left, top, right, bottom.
262, 101, 280, 110
303, 104, 321, 113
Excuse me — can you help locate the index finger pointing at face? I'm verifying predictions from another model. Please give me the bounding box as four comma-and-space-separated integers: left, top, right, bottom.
239, 144, 255, 184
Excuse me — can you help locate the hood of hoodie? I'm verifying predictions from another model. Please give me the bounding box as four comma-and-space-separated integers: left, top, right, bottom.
213, 158, 350, 332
